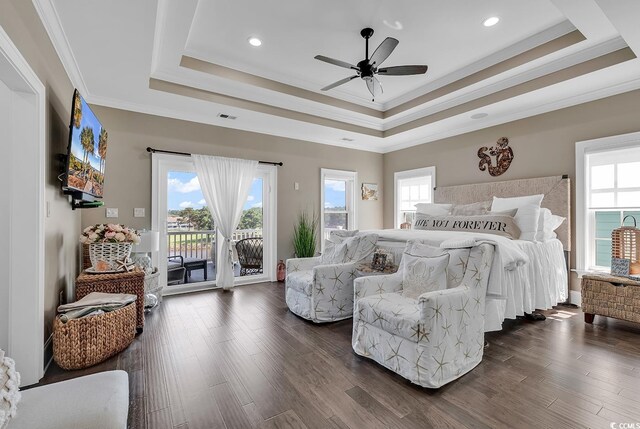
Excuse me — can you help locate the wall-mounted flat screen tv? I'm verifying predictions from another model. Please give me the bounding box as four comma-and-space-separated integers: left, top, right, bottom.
63, 89, 108, 198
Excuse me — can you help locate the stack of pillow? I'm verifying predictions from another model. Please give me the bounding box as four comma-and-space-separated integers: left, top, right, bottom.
413, 195, 565, 242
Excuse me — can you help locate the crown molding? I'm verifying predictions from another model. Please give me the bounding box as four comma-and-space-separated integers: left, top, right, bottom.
31, 0, 89, 95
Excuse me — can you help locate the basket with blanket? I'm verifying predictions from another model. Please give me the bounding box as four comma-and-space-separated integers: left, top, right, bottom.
53, 292, 137, 370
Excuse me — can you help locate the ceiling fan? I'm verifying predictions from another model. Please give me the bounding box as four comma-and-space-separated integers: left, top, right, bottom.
314, 27, 428, 100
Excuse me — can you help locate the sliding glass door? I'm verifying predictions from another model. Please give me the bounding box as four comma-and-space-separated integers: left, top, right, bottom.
152, 154, 276, 293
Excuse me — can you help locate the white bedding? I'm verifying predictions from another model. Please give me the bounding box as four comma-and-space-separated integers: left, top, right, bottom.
367, 229, 567, 331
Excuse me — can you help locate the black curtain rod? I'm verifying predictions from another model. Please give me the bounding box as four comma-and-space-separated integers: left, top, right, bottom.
146, 147, 283, 166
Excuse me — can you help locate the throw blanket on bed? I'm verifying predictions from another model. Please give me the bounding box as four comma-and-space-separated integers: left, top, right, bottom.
364, 229, 529, 298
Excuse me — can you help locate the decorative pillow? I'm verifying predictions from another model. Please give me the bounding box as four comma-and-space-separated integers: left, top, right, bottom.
513, 204, 541, 241
321, 236, 359, 264
451, 200, 491, 216
404, 241, 471, 289
413, 213, 521, 239
328, 230, 358, 244
535, 209, 566, 241
401, 253, 449, 300
414, 203, 452, 216
491, 195, 544, 242
491, 194, 544, 212
0, 349, 21, 429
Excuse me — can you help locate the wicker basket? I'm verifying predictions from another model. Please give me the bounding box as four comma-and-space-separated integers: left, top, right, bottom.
89, 242, 132, 270
582, 274, 640, 323
53, 302, 136, 370
612, 215, 640, 275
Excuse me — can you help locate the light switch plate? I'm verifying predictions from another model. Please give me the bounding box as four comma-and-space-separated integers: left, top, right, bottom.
134, 208, 145, 218
294, 182, 299, 191
106, 208, 119, 218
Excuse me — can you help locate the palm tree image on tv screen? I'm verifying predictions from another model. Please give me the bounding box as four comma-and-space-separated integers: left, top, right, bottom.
67, 93, 107, 197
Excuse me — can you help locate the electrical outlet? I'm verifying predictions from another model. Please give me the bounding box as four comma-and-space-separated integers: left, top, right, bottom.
106, 208, 119, 218
134, 208, 145, 218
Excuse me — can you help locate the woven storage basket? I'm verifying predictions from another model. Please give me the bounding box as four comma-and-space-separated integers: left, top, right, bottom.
76, 271, 145, 330
88, 242, 132, 270
582, 275, 640, 323
612, 215, 640, 275
53, 302, 136, 370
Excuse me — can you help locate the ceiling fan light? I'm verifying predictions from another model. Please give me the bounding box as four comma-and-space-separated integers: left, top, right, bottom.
248, 37, 262, 47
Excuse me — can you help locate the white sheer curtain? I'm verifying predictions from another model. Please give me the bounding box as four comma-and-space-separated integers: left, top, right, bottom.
192, 154, 258, 290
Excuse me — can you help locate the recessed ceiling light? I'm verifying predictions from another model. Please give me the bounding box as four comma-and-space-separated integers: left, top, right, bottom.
248, 37, 262, 47
471, 113, 488, 119
482, 16, 500, 27
383, 20, 403, 30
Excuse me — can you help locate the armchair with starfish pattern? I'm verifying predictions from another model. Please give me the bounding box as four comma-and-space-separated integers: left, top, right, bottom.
351, 242, 495, 388
285, 232, 378, 323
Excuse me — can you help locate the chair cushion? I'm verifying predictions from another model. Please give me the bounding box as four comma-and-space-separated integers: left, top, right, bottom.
286, 270, 314, 295
401, 253, 449, 300
11, 370, 129, 429
404, 241, 471, 289
357, 293, 424, 342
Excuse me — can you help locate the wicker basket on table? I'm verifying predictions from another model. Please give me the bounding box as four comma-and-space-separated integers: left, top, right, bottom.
53, 302, 136, 370
612, 215, 640, 275
76, 271, 145, 331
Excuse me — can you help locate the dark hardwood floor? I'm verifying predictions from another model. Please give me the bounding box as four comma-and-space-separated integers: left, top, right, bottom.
41, 282, 640, 429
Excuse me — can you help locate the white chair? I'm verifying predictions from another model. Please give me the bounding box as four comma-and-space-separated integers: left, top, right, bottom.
286, 232, 378, 323
10, 370, 129, 429
352, 243, 494, 388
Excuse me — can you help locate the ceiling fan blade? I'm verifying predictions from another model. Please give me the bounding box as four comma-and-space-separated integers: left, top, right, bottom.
365, 76, 383, 99
314, 55, 358, 71
321, 75, 359, 91
377, 65, 428, 75
369, 37, 399, 67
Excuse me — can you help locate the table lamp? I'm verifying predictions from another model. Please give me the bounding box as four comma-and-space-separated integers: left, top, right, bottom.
133, 230, 159, 274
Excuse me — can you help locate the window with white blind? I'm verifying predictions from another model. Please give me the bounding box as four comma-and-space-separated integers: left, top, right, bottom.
394, 167, 436, 228
577, 134, 640, 272
320, 169, 357, 246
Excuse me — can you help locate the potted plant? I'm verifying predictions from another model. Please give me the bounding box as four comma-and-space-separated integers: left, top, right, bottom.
80, 224, 141, 271
293, 211, 318, 258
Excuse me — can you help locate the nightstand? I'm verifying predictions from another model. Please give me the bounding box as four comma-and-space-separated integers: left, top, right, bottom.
582, 273, 640, 324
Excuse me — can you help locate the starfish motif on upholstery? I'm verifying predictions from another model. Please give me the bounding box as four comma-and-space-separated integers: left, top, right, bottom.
463, 347, 472, 360
418, 324, 430, 342
373, 294, 390, 306
434, 340, 445, 354
433, 348, 449, 381
474, 274, 483, 288
368, 338, 379, 353
483, 257, 491, 270
290, 263, 300, 272
429, 302, 444, 322
413, 349, 429, 379
460, 320, 469, 332
393, 321, 402, 334
448, 271, 462, 285
372, 309, 386, 327
410, 324, 422, 340
391, 306, 404, 318
456, 256, 468, 273
349, 269, 357, 280
328, 293, 337, 306
467, 263, 480, 279
375, 281, 386, 296
473, 294, 482, 311
316, 283, 325, 295
337, 302, 347, 314
354, 288, 361, 299
385, 339, 408, 371
442, 322, 452, 336
329, 268, 343, 288
321, 273, 327, 280
455, 297, 470, 322
454, 333, 464, 349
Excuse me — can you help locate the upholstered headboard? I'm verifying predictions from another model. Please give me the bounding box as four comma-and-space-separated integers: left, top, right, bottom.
434, 175, 571, 251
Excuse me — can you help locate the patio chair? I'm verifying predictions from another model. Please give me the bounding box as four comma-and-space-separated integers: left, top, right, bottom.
236, 237, 263, 276
167, 255, 186, 285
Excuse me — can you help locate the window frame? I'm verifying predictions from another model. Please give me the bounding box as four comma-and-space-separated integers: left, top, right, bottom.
394, 166, 436, 228
576, 131, 640, 275
320, 168, 357, 249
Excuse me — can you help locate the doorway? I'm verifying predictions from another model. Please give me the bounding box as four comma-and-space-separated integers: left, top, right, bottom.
152, 153, 277, 294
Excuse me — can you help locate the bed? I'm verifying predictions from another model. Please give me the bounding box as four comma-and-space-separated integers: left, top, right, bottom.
370, 175, 570, 331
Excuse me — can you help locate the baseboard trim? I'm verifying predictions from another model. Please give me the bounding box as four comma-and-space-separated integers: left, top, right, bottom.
43, 333, 53, 374
569, 290, 582, 307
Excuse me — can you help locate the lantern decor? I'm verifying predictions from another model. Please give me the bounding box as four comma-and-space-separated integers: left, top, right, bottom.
612, 215, 640, 275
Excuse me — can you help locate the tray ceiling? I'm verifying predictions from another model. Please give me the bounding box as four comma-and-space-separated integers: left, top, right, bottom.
34, 0, 640, 153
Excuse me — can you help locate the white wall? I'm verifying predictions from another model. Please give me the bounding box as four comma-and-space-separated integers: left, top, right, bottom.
0, 79, 9, 352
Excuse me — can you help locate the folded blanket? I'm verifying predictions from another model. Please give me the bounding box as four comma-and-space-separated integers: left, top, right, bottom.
58, 292, 137, 312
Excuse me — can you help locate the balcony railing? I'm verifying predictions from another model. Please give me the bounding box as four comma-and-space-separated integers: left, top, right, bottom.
167, 229, 262, 261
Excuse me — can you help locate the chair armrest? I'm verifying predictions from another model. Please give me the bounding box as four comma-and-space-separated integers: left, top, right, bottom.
286, 256, 321, 274
312, 262, 358, 285
354, 272, 403, 300
168, 255, 184, 266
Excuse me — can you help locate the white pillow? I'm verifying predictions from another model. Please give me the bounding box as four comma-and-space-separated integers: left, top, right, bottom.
491, 194, 544, 211
401, 253, 449, 300
492, 194, 544, 241
535, 209, 566, 241
414, 203, 452, 216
